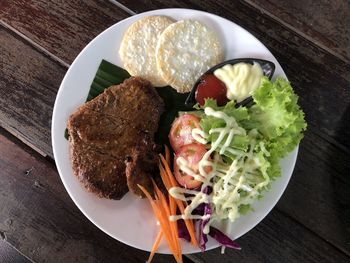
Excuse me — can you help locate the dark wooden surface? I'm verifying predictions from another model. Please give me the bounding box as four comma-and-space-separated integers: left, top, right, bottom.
0, 240, 31, 263
248, 0, 350, 63
1, 0, 129, 65
0, 0, 349, 262
0, 27, 64, 157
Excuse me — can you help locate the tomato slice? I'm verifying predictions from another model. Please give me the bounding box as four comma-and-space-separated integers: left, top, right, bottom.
174, 144, 211, 189
169, 114, 201, 152
195, 74, 229, 106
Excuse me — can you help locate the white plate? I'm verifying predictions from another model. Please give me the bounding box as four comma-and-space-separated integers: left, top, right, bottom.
52, 8, 297, 254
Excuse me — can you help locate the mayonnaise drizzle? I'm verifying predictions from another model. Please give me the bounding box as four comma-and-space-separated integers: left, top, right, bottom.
168, 106, 271, 234
176, 157, 205, 182
192, 128, 207, 144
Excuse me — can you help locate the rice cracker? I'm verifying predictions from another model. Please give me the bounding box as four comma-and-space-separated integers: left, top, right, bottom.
156, 20, 223, 93
119, 16, 174, 87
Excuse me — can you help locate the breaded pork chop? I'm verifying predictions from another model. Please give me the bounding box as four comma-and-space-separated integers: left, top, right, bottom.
67, 77, 164, 199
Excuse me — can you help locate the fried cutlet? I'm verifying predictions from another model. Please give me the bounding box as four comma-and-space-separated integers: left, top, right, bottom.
67, 77, 164, 199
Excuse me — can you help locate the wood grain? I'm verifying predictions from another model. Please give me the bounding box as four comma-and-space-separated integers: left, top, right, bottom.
0, 128, 175, 263
0, 0, 129, 64
1, 126, 349, 263
0, 240, 31, 263
0, 26, 65, 158
246, 0, 350, 63
0, 0, 349, 262
278, 130, 350, 254
117, 0, 350, 257
192, 209, 349, 263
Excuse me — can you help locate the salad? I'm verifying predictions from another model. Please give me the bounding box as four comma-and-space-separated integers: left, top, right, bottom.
141, 65, 306, 261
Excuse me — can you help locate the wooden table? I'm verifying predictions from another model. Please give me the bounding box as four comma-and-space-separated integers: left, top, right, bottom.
1, 1, 349, 262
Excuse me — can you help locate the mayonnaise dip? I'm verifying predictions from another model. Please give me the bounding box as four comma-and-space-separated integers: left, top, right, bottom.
214, 62, 263, 102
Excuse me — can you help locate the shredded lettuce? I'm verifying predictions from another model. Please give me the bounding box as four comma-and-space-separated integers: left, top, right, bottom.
197, 77, 306, 220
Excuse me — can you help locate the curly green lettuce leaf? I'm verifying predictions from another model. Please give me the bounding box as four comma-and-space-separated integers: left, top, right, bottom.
198, 77, 306, 180
198, 77, 306, 222
250, 77, 307, 159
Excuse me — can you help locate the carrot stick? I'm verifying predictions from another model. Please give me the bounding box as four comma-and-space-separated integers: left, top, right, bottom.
158, 161, 177, 216
138, 185, 182, 263
152, 180, 182, 261
169, 197, 177, 216
160, 155, 178, 187
159, 155, 198, 247
147, 230, 163, 263
155, 198, 182, 263
155, 207, 179, 262
159, 164, 171, 190
159, 164, 177, 220
139, 186, 175, 254
157, 165, 184, 261
158, 166, 181, 253
159, 160, 182, 248
144, 201, 176, 260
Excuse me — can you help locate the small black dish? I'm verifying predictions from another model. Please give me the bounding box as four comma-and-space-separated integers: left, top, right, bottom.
185, 58, 275, 107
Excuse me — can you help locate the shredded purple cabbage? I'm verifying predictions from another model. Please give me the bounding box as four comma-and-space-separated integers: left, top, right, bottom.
176, 186, 241, 251
192, 203, 205, 215
198, 203, 211, 251
197, 186, 213, 251
177, 220, 191, 242
204, 186, 213, 195
208, 226, 241, 250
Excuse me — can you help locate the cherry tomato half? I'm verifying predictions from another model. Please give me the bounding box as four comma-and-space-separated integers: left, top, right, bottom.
174, 144, 212, 189
195, 74, 229, 106
169, 114, 201, 152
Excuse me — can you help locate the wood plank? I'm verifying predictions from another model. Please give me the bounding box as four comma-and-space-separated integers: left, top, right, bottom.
0, 0, 129, 65
192, 209, 349, 263
278, 128, 350, 254
0, 240, 32, 263
1, 0, 349, 261
0, 128, 174, 263
246, 0, 350, 62
116, 0, 350, 257
1, 127, 349, 263
0, 26, 64, 158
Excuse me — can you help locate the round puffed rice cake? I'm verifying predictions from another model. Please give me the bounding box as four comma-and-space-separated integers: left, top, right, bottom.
119, 16, 174, 87
156, 20, 223, 93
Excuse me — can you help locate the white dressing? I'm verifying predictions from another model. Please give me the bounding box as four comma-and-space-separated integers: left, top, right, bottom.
214, 62, 263, 102
168, 106, 270, 234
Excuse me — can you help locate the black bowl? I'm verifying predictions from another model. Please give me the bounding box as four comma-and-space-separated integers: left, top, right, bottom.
185, 58, 275, 107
